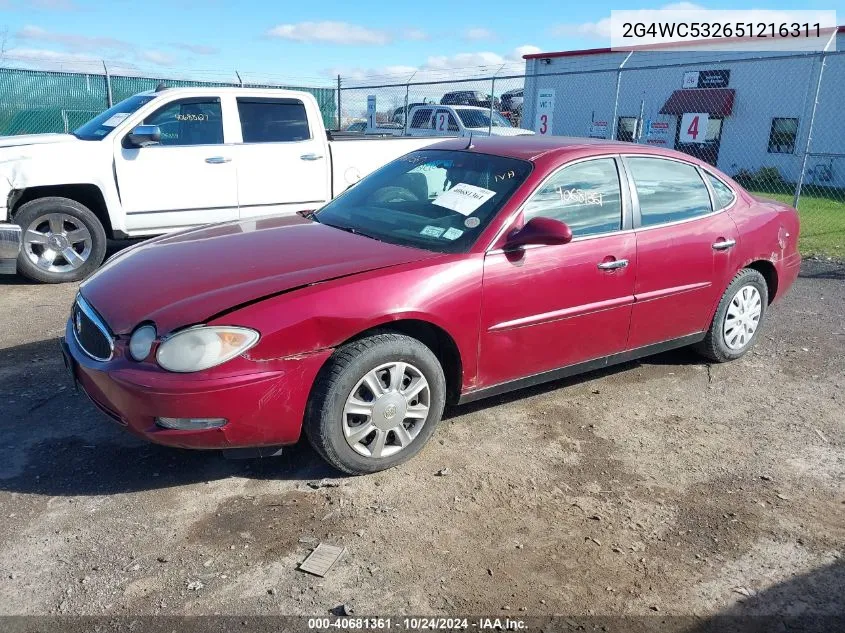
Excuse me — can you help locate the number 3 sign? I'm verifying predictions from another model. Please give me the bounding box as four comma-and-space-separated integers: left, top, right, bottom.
679, 112, 708, 144
535, 89, 555, 135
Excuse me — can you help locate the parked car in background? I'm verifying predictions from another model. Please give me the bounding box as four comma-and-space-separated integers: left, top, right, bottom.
0, 87, 440, 283
500, 88, 524, 115
441, 91, 500, 110
62, 136, 800, 475
406, 105, 534, 137
346, 120, 367, 132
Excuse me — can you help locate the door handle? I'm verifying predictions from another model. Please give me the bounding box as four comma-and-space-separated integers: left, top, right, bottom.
300, 153, 324, 161
597, 259, 629, 270
712, 239, 736, 251
205, 156, 232, 164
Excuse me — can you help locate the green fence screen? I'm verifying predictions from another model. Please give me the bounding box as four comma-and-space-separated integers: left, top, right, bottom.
0, 67, 337, 136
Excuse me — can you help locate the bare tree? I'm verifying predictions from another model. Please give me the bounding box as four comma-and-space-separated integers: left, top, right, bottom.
0, 27, 8, 62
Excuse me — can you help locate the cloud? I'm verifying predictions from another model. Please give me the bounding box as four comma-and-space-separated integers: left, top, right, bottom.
513, 44, 542, 58
267, 21, 391, 45
140, 50, 176, 66
16, 25, 133, 53
330, 45, 538, 85
8, 26, 188, 69
464, 27, 495, 41
168, 42, 219, 55
550, 2, 704, 39
402, 28, 429, 41
29, 0, 79, 9
2, 46, 98, 63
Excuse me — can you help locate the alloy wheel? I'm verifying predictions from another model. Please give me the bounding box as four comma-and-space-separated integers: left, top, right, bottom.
23, 213, 92, 273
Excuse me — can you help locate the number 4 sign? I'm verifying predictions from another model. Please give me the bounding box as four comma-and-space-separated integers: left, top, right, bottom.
679, 112, 708, 144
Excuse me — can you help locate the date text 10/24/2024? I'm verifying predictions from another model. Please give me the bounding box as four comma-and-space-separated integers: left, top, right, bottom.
307, 617, 529, 630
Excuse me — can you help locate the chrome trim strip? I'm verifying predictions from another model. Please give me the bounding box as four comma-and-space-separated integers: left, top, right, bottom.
635, 281, 711, 302
489, 294, 635, 332
73, 295, 115, 362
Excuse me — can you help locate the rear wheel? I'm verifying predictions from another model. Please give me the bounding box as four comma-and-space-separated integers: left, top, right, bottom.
696, 268, 768, 363
15, 197, 107, 283
305, 332, 446, 475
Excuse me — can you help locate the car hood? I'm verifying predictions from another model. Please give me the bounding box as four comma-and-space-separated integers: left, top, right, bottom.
80, 214, 441, 335
0, 133, 78, 149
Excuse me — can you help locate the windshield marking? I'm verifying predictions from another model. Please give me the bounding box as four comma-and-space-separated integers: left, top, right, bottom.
432, 183, 497, 216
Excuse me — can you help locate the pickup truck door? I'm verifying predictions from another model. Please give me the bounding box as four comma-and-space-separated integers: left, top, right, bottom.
231, 97, 331, 218
115, 95, 239, 233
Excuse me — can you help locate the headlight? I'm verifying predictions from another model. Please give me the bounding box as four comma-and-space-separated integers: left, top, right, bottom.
156, 326, 259, 373
128, 324, 157, 361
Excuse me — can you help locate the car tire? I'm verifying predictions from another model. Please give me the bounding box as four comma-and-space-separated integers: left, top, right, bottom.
696, 268, 769, 363
15, 197, 107, 283
305, 332, 447, 475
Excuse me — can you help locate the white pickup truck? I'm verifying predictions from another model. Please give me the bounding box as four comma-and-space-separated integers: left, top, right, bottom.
0, 86, 440, 283
406, 105, 534, 138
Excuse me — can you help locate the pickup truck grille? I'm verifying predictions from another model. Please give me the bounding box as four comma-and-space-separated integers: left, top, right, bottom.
72, 296, 113, 362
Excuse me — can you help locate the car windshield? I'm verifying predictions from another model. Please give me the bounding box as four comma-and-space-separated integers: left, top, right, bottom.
457, 109, 512, 128
315, 149, 532, 253
73, 95, 155, 140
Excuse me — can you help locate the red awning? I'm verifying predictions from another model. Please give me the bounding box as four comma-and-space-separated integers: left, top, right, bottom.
660, 88, 735, 117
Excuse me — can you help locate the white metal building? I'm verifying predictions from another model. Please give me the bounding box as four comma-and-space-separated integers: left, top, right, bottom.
522, 29, 845, 188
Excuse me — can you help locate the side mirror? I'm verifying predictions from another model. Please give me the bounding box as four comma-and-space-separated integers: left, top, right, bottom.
125, 125, 161, 148
505, 217, 573, 249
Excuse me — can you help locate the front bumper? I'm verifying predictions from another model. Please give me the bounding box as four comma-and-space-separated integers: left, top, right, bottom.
0, 223, 21, 275
63, 319, 333, 450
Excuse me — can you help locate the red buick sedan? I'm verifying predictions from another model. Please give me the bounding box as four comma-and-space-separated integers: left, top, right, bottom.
62, 137, 801, 474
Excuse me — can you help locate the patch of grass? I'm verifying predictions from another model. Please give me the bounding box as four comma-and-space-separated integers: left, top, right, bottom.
747, 185, 845, 259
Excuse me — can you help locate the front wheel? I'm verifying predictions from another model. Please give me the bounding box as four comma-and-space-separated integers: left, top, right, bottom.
696, 268, 769, 363
305, 333, 447, 475
15, 197, 107, 283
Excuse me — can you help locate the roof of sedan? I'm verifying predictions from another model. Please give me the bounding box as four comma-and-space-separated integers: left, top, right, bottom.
426, 135, 674, 162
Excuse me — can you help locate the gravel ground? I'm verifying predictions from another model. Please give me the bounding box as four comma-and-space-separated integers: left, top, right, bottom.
0, 258, 842, 627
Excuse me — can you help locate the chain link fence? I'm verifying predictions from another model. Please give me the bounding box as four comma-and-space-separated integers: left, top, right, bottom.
338, 50, 845, 260
0, 66, 337, 135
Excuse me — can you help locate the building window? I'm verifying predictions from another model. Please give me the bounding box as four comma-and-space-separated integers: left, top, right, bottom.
768, 118, 798, 154
616, 117, 638, 142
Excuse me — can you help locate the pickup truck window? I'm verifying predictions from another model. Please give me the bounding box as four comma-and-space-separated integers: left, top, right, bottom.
314, 149, 532, 254
142, 98, 223, 146
410, 109, 433, 128
237, 98, 311, 143
457, 109, 512, 129
73, 95, 155, 141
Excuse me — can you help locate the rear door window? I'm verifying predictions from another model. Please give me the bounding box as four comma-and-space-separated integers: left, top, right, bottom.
237, 98, 311, 143
705, 172, 736, 209
627, 157, 712, 227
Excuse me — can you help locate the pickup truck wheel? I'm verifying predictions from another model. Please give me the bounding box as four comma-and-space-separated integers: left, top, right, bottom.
305, 333, 446, 475
696, 268, 768, 363
15, 197, 107, 283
